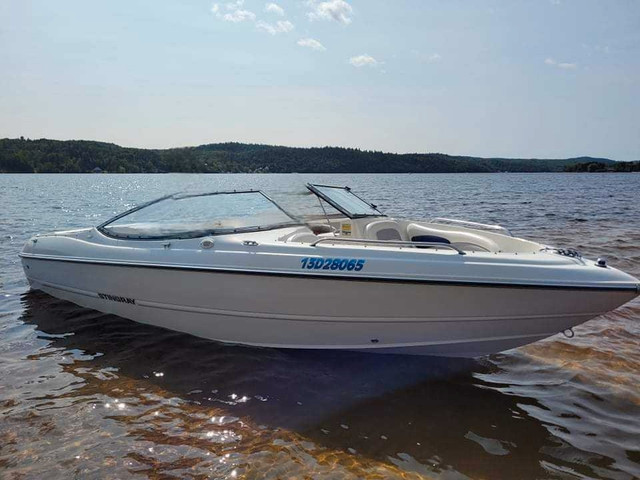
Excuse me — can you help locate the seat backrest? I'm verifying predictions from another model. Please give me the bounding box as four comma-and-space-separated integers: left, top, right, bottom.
364, 220, 406, 241
286, 232, 319, 244
406, 223, 498, 251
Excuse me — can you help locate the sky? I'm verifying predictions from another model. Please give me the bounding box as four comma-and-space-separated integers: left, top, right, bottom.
1, 0, 639, 160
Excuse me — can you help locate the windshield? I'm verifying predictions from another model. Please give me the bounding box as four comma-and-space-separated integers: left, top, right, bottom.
307, 184, 384, 218
98, 191, 298, 239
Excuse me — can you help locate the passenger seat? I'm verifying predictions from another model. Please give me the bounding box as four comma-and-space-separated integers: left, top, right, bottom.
406, 224, 498, 252
364, 220, 406, 241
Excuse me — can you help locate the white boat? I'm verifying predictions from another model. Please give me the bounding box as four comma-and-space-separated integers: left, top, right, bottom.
20, 184, 639, 357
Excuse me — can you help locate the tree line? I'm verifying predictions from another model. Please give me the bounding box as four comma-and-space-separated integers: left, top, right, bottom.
563, 161, 640, 172
0, 137, 629, 174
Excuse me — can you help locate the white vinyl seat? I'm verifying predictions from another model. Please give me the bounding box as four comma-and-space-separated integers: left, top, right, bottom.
364, 220, 407, 241
278, 228, 319, 244
406, 224, 498, 252
286, 232, 319, 243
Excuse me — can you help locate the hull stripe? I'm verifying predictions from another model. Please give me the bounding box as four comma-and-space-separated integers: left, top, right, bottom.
30, 277, 605, 324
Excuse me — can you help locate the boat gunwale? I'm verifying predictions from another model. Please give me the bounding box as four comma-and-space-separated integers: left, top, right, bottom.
19, 252, 640, 292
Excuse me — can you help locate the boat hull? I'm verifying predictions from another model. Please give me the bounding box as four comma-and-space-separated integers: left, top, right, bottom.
21, 256, 637, 357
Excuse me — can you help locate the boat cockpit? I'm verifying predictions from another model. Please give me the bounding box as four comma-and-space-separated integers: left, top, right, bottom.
278, 184, 541, 255
95, 184, 542, 255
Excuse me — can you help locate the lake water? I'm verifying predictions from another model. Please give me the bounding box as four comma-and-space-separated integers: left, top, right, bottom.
1, 173, 639, 480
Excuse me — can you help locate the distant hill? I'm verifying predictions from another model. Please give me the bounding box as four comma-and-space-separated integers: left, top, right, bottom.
0, 137, 622, 174
564, 160, 640, 172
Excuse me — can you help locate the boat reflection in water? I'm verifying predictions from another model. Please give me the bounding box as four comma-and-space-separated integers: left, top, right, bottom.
4, 290, 637, 479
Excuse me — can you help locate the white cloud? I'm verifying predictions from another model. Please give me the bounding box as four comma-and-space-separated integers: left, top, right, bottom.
211, 1, 294, 36
545, 57, 577, 69
307, 0, 353, 25
223, 9, 256, 22
349, 54, 380, 68
265, 2, 284, 15
256, 19, 294, 34
297, 38, 326, 51
211, 1, 256, 23
428, 53, 442, 63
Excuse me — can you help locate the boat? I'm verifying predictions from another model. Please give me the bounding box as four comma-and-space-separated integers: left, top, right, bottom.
20, 184, 640, 357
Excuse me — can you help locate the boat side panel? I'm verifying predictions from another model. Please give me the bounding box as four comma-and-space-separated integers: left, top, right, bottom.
21, 258, 636, 357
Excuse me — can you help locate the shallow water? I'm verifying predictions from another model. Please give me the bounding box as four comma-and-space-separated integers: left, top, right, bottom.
1, 173, 639, 479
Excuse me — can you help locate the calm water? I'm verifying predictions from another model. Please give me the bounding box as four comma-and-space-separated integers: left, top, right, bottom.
1, 173, 639, 480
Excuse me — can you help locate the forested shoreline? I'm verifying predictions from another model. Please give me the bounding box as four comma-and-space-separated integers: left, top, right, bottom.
563, 161, 640, 172
1, 137, 634, 174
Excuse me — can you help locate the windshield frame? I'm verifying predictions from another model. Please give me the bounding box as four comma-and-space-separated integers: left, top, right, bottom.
306, 184, 385, 219
97, 190, 302, 240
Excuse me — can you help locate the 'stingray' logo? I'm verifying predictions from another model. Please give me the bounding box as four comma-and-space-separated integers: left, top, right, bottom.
98, 293, 136, 304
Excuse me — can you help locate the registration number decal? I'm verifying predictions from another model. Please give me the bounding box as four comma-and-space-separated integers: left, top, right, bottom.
300, 257, 365, 271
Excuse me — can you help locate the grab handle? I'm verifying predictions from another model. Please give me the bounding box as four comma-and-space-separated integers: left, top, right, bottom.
311, 237, 466, 255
